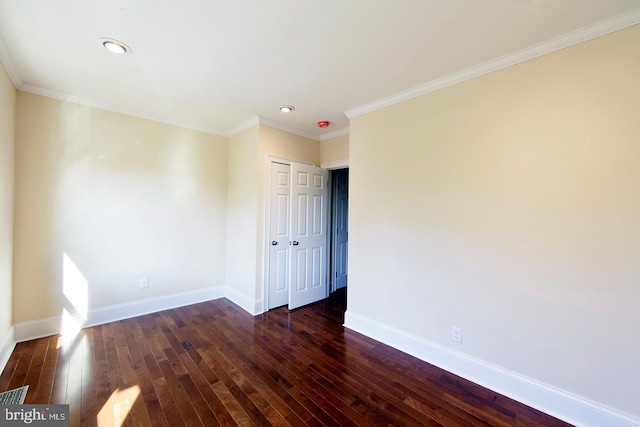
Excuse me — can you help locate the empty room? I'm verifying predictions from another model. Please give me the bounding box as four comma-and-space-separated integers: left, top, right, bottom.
1, 1, 639, 426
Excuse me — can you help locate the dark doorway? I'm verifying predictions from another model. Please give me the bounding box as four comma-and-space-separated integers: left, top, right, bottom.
328, 168, 348, 321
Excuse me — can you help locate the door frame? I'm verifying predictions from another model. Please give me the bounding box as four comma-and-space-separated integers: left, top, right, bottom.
323, 160, 350, 293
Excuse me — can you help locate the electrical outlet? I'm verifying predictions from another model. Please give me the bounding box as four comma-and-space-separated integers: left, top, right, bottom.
140, 277, 149, 288
451, 326, 462, 343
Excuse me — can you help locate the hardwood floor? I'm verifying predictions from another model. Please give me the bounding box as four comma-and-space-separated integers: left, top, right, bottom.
0, 291, 572, 426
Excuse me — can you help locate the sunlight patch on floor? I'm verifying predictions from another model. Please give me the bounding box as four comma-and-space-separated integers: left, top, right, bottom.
98, 385, 141, 427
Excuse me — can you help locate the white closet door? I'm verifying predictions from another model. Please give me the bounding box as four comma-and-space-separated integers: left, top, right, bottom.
288, 163, 329, 310
267, 163, 290, 309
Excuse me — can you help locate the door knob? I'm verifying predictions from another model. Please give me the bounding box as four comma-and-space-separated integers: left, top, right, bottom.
271, 241, 278, 245
292, 241, 299, 246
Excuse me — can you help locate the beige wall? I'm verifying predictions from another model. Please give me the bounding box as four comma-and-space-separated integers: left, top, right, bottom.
226, 126, 260, 303
320, 134, 349, 165
0, 63, 15, 348
259, 125, 320, 164
13, 92, 228, 323
348, 25, 640, 418
225, 123, 321, 310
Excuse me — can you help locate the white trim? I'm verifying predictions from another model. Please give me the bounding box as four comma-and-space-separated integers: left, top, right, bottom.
231, 117, 343, 142
321, 159, 349, 170
264, 155, 313, 167
0, 327, 16, 376
319, 127, 350, 141
227, 116, 260, 137
85, 286, 225, 327
253, 298, 264, 315
18, 84, 229, 137
225, 287, 262, 316
0, 35, 21, 88
13, 286, 225, 343
13, 315, 62, 343
258, 117, 321, 141
344, 311, 640, 427
345, 7, 640, 119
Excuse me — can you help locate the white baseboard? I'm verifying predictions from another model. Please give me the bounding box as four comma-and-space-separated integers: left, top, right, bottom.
13, 286, 225, 343
13, 315, 62, 343
225, 287, 262, 315
344, 310, 640, 427
85, 286, 225, 328
0, 326, 16, 376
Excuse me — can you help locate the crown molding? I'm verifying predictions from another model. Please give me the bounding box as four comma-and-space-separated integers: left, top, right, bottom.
0, 34, 22, 88
345, 7, 640, 119
226, 115, 260, 137
319, 127, 350, 141
14, 82, 343, 143
17, 83, 229, 137
258, 116, 321, 141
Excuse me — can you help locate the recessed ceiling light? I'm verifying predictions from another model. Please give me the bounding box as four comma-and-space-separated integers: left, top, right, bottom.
280, 105, 295, 113
100, 38, 131, 55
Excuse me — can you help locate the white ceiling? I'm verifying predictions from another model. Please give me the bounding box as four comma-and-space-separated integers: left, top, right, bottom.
1, 0, 639, 139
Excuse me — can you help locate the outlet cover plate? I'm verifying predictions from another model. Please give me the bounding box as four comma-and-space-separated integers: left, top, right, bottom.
451, 326, 462, 343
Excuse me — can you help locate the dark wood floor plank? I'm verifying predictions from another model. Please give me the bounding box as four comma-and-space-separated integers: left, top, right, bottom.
291, 346, 430, 425
152, 376, 187, 426
326, 343, 487, 425
50, 341, 71, 405
191, 326, 289, 426
117, 323, 157, 427
80, 329, 98, 427
362, 341, 518, 425
5, 339, 37, 391
196, 347, 258, 426
0, 342, 24, 391
195, 309, 319, 426
178, 372, 222, 427
198, 330, 307, 426
92, 324, 117, 426
266, 307, 496, 427
32, 336, 59, 404
1, 294, 573, 427
176, 350, 239, 427
257, 323, 434, 426
215, 314, 364, 427
156, 354, 203, 425
258, 312, 436, 426
20, 336, 49, 404
66, 335, 84, 427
